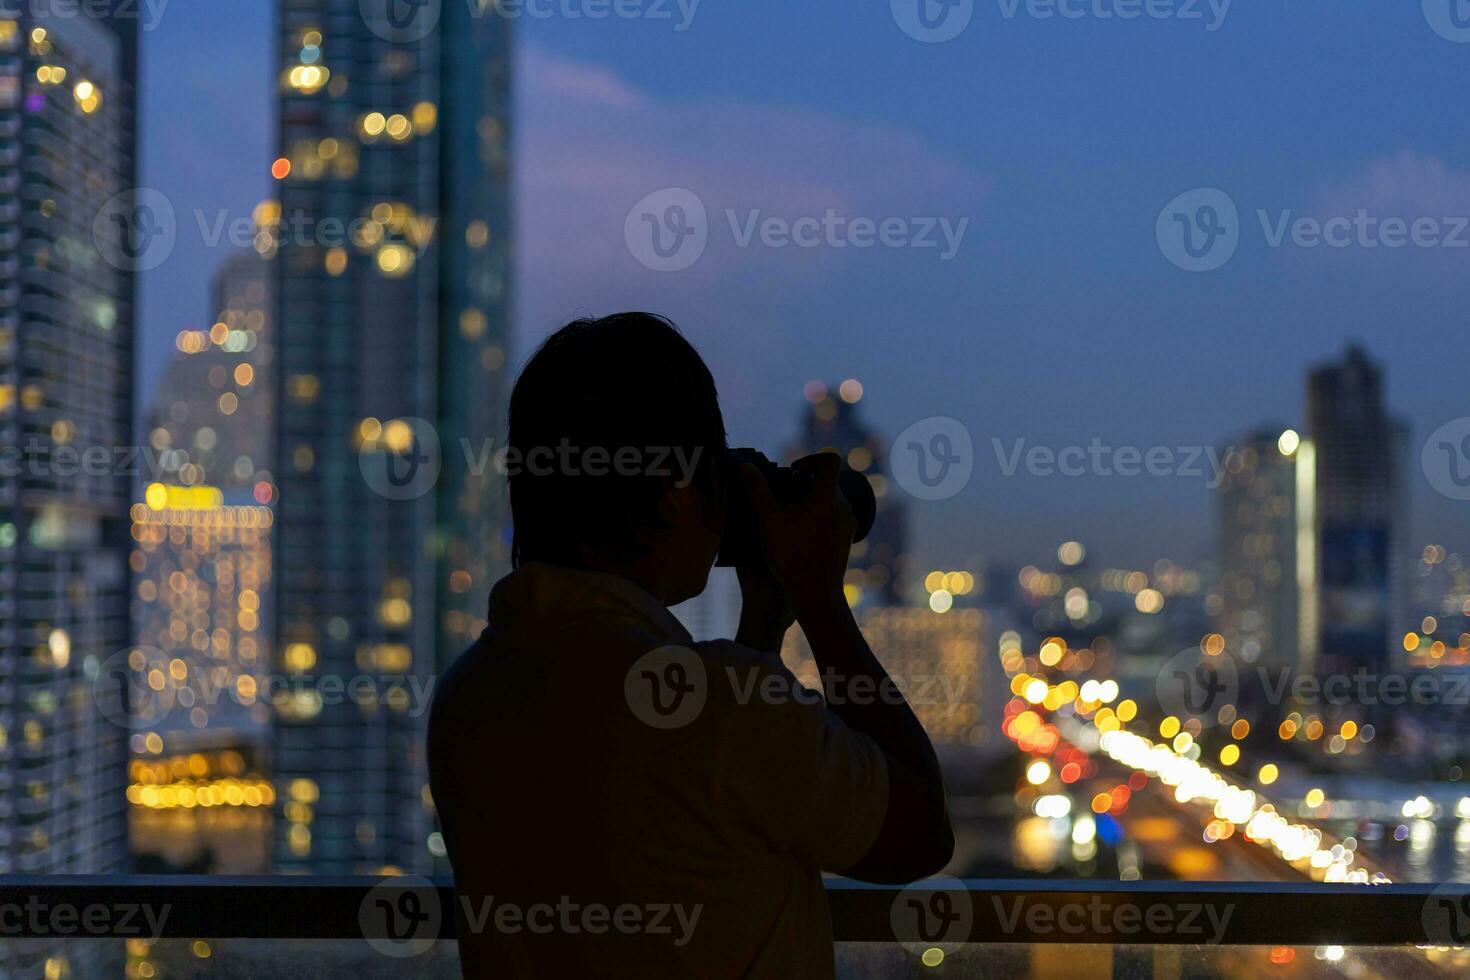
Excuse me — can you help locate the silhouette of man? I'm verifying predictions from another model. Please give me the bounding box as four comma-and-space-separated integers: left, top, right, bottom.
428, 313, 953, 978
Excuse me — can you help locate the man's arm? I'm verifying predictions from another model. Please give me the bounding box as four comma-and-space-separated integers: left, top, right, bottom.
739, 456, 954, 882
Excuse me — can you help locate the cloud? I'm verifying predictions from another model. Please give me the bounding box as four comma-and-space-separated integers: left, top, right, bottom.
1312, 150, 1470, 220
515, 46, 990, 334
1260, 151, 1470, 286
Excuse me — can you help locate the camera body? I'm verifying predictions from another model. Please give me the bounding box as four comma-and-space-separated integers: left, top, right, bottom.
715, 448, 877, 568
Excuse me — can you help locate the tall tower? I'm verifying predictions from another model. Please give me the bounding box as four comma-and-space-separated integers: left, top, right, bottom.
1216, 427, 1300, 669
272, 1, 512, 873
1304, 346, 1407, 677
0, 7, 137, 976
147, 249, 275, 495
126, 252, 277, 875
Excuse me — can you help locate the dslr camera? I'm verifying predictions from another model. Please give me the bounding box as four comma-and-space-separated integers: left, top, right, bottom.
715, 448, 877, 568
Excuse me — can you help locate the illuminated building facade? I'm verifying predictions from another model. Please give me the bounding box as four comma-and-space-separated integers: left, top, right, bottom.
1303, 346, 1408, 676
127, 742, 275, 876
128, 500, 274, 877
147, 250, 274, 494
0, 9, 137, 976
272, 1, 512, 872
787, 380, 908, 606
783, 607, 987, 747
119, 252, 277, 877
1216, 427, 1299, 668
130, 495, 273, 737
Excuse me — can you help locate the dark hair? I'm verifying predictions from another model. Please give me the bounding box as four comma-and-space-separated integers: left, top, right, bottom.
507, 313, 727, 568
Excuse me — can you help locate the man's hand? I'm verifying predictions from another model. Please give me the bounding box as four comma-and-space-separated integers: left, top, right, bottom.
735, 563, 794, 654
738, 454, 855, 615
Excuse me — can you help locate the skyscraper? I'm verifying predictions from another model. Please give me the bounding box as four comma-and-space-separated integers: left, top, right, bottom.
272, 1, 512, 873
122, 250, 277, 875
782, 607, 989, 747
134, 250, 274, 736
1216, 427, 1300, 669
1302, 346, 1408, 677
786, 380, 909, 606
0, 7, 137, 976
146, 248, 275, 495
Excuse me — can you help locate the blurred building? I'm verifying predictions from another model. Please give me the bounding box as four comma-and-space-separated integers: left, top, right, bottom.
130, 494, 273, 736
783, 607, 989, 748
147, 250, 274, 493
1216, 427, 1299, 668
1408, 545, 1470, 658
786, 380, 908, 606
271, 4, 513, 872
1300, 346, 1409, 676
671, 567, 741, 642
126, 736, 274, 875
0, 9, 137, 977
136, 251, 275, 733
123, 252, 276, 873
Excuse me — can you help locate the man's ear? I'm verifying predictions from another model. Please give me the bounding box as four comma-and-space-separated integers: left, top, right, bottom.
652, 479, 694, 527
624, 480, 684, 555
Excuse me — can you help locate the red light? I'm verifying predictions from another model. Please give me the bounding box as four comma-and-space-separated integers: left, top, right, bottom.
253, 481, 274, 504
271, 157, 291, 180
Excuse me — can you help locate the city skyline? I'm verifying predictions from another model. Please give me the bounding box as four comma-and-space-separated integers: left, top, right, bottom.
136, 3, 1470, 575
4, 2, 1470, 976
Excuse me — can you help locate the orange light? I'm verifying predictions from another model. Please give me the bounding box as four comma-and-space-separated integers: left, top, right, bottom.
271, 157, 291, 180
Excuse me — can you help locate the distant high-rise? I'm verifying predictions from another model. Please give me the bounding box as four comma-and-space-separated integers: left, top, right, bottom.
1302, 346, 1408, 676
124, 250, 275, 879
147, 249, 274, 493
135, 250, 274, 736
272, 2, 512, 873
783, 607, 988, 747
1216, 428, 1299, 668
671, 567, 741, 642
787, 380, 908, 605
0, 8, 137, 976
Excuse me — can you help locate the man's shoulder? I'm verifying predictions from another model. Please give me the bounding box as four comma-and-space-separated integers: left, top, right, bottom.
428, 631, 493, 735
687, 640, 821, 716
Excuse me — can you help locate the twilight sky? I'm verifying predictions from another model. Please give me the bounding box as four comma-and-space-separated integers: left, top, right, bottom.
139, 0, 1470, 574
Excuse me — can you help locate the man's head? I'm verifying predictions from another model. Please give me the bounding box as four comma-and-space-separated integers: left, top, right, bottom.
507, 313, 728, 604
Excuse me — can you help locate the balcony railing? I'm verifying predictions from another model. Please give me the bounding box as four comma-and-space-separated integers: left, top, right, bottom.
0, 877, 1466, 977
